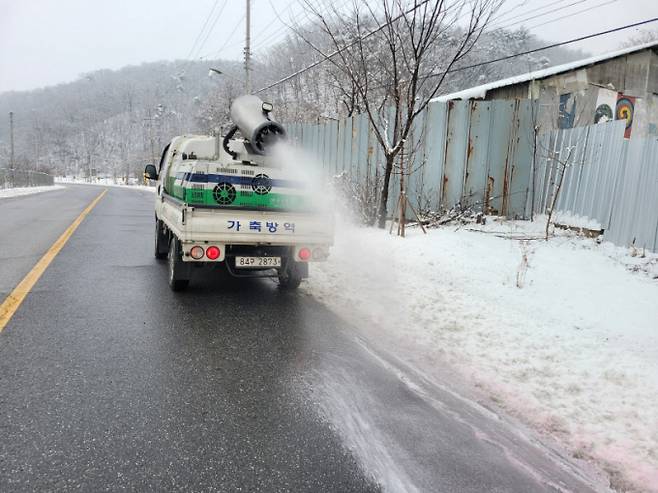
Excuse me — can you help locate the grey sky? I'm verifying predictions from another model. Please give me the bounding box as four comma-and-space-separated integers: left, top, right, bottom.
1, 0, 657, 94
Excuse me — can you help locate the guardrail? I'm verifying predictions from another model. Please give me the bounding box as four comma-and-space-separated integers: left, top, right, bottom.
0, 169, 54, 188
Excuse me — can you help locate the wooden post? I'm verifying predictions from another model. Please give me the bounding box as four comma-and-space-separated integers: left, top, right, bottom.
389, 194, 401, 235
399, 145, 406, 237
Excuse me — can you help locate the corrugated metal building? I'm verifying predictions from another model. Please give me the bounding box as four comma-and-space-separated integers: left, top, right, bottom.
434, 41, 658, 138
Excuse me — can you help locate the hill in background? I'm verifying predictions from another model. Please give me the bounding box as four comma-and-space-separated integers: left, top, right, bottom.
0, 28, 588, 180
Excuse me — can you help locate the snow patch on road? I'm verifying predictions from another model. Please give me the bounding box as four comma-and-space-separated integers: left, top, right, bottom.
304, 219, 658, 492
0, 185, 65, 199
313, 365, 420, 493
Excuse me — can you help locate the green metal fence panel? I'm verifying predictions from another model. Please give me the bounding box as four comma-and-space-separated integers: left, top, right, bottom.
463, 101, 492, 210
406, 107, 428, 212
442, 101, 469, 210
606, 137, 658, 251
486, 101, 516, 215
507, 100, 535, 218
356, 114, 369, 182
282, 99, 657, 250
422, 101, 448, 212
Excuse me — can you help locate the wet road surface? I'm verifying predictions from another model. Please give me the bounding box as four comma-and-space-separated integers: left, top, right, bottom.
0, 185, 606, 492
0, 186, 101, 301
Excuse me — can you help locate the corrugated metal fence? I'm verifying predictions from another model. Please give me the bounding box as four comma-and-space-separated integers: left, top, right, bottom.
607, 138, 658, 251
1, 169, 54, 189
288, 100, 536, 218
287, 100, 658, 252
535, 122, 658, 252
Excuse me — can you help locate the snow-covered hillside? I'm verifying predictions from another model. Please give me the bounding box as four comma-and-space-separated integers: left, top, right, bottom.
305, 218, 658, 492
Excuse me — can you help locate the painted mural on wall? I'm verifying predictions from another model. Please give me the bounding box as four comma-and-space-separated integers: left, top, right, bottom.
615, 94, 636, 139
594, 88, 617, 124
558, 93, 576, 129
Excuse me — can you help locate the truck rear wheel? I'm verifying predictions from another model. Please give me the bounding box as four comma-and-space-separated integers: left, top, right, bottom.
278, 261, 303, 290
168, 236, 189, 291
155, 219, 169, 260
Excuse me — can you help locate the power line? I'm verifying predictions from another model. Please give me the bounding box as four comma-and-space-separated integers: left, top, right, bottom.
185, 0, 222, 60
254, 0, 586, 94
251, 14, 296, 50
174, 0, 229, 79
199, 12, 246, 60
522, 0, 619, 32
172, 0, 222, 77
432, 16, 657, 76
205, 0, 302, 56
256, 16, 658, 93
256, 0, 435, 93
253, 0, 354, 51
254, 0, 594, 56
487, 0, 534, 24
193, 0, 230, 60
489, 0, 590, 29
251, 0, 298, 49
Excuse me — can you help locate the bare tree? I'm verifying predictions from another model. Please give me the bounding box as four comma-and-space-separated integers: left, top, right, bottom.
543, 145, 575, 240
293, 0, 503, 228
619, 28, 658, 48
527, 91, 592, 239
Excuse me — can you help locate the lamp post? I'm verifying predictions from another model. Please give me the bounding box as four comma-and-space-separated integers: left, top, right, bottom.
244, 0, 251, 94
9, 111, 15, 169
208, 68, 245, 86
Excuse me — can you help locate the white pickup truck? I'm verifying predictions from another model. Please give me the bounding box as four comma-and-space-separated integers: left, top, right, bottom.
144, 96, 333, 291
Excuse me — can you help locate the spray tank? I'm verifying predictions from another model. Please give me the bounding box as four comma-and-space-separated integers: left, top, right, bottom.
222, 95, 286, 161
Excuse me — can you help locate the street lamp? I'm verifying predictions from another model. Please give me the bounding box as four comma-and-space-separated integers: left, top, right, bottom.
208, 67, 245, 86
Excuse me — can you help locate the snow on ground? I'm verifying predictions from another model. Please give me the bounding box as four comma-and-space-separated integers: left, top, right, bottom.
552, 211, 604, 231
304, 216, 658, 492
55, 176, 156, 192
0, 185, 65, 199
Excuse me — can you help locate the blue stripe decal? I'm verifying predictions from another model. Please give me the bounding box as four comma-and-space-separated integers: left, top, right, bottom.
184, 173, 304, 189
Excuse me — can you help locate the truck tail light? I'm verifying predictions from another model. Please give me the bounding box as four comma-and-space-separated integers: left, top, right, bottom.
206, 246, 221, 260
189, 246, 205, 260
298, 247, 312, 261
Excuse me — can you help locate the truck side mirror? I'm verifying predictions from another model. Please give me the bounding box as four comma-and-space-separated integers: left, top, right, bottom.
144, 164, 158, 181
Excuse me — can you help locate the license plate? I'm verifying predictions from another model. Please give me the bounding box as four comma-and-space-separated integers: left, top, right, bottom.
235, 256, 282, 268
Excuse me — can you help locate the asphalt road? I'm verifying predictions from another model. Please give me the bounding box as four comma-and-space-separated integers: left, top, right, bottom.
0, 186, 102, 302
0, 185, 606, 492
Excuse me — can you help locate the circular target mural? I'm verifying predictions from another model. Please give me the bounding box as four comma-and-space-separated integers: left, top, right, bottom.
615, 97, 635, 130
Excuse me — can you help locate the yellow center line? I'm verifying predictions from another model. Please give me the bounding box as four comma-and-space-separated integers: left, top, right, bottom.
0, 189, 108, 333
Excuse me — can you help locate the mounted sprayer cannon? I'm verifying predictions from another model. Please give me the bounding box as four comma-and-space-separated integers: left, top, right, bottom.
223, 95, 286, 159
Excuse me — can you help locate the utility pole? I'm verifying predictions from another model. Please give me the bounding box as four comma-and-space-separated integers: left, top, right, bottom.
9, 111, 15, 169
143, 109, 156, 165
244, 0, 251, 93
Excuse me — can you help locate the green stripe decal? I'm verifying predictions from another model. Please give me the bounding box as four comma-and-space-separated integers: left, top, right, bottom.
182, 187, 313, 210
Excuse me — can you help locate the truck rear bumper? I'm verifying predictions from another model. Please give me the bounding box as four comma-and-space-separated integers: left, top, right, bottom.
159, 199, 334, 246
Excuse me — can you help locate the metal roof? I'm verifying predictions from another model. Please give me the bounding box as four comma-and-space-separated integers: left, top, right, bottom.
432, 40, 658, 102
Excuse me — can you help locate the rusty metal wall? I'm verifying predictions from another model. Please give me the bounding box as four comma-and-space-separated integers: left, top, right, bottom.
287, 99, 535, 218
288, 101, 658, 251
